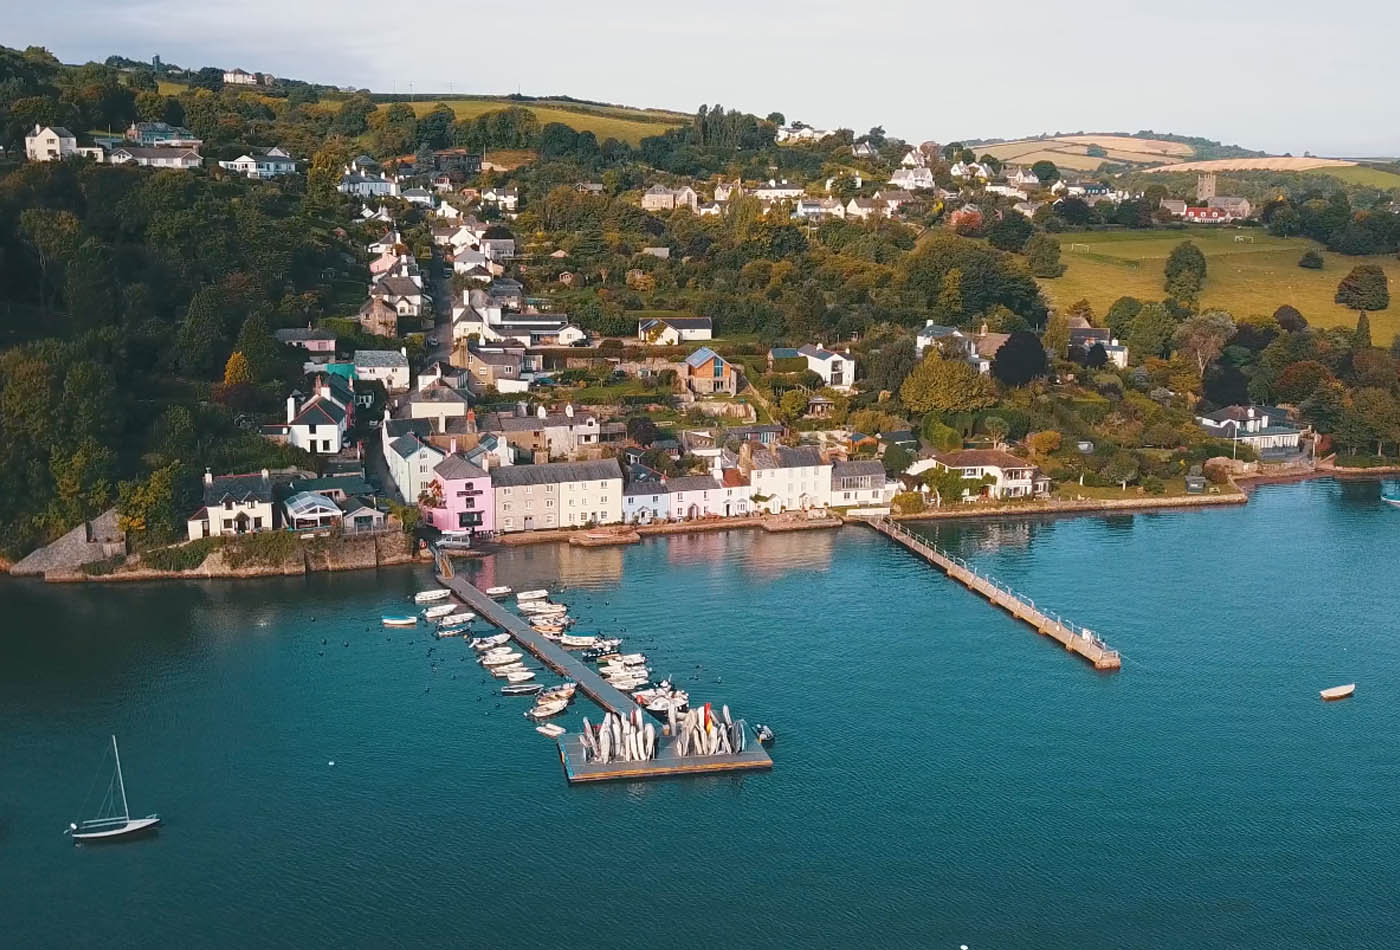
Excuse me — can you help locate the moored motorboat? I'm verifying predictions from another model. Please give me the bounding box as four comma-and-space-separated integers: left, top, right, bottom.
538, 684, 577, 703
1320, 683, 1356, 701
470, 634, 511, 650
414, 588, 451, 604
382, 615, 418, 627
489, 663, 528, 676
560, 634, 598, 649
526, 699, 568, 720
485, 586, 513, 598
516, 589, 549, 602
504, 670, 537, 683
481, 652, 524, 666
501, 683, 543, 696
754, 723, 775, 744
422, 603, 458, 619
436, 612, 474, 628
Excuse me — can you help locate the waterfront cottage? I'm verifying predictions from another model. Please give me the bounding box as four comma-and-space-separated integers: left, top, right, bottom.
665, 475, 724, 520
285, 379, 351, 455
492, 459, 624, 533
1196, 406, 1301, 455
742, 444, 832, 512
283, 491, 344, 531
186, 469, 275, 540
386, 432, 446, 504
831, 460, 896, 510
927, 449, 1050, 500
424, 453, 494, 535
480, 404, 600, 460
623, 467, 669, 525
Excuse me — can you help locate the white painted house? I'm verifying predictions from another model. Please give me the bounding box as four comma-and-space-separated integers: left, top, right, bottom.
925, 449, 1050, 499
25, 125, 103, 162
353, 349, 411, 391
218, 147, 296, 178
798, 344, 857, 391
285, 381, 350, 455
744, 445, 832, 512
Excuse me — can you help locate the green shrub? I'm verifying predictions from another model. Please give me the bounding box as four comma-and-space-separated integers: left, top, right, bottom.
142, 537, 220, 572
223, 532, 301, 568
1141, 475, 1166, 494
892, 491, 925, 515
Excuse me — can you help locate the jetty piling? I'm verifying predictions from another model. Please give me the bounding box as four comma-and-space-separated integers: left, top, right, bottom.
434, 555, 774, 782
863, 518, 1122, 671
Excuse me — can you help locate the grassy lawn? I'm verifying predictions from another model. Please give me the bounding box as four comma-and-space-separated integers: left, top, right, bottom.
405, 99, 681, 145
1041, 228, 1400, 341
1052, 477, 1238, 500
1312, 165, 1400, 188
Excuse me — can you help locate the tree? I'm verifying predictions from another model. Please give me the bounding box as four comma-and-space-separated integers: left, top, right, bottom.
1335, 264, 1389, 312
63, 238, 119, 330
863, 338, 917, 393
1127, 303, 1176, 360
1041, 310, 1070, 360
986, 213, 1032, 252
922, 465, 972, 506
223, 351, 252, 386
1024, 234, 1064, 277
881, 443, 912, 476
1031, 160, 1059, 183
779, 388, 809, 421
1354, 311, 1373, 349
1025, 430, 1061, 458
1274, 305, 1308, 333
235, 313, 283, 382
935, 267, 963, 319
1105, 296, 1144, 339
18, 208, 81, 312
900, 355, 997, 413
982, 415, 1009, 447
921, 415, 962, 452
1164, 240, 1207, 299
625, 415, 659, 446
177, 287, 230, 378
990, 331, 1048, 386
116, 461, 182, 545
1298, 250, 1323, 269
1084, 343, 1108, 368
1102, 451, 1139, 489
1173, 310, 1236, 377
1340, 388, 1400, 455
1274, 361, 1332, 403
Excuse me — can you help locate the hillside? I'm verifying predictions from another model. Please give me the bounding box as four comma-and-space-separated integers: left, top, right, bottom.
972, 134, 1196, 171
1040, 229, 1400, 341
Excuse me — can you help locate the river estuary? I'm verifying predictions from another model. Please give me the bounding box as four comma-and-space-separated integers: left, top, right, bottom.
2, 479, 1398, 949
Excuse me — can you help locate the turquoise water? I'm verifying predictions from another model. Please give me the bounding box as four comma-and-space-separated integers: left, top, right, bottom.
2, 480, 1398, 949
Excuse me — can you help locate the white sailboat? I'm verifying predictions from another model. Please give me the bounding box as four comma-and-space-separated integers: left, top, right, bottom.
68, 736, 161, 843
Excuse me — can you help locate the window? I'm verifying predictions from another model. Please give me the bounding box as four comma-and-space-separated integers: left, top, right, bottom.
504, 518, 514, 528
502, 503, 511, 512
546, 500, 554, 508
253, 517, 263, 529
545, 484, 554, 493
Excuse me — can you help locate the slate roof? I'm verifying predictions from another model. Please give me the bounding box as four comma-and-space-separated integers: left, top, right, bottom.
354, 350, 410, 369
935, 449, 1036, 470
384, 418, 431, 439
276, 327, 336, 343
292, 398, 346, 426
753, 446, 826, 469
684, 346, 723, 369
832, 460, 887, 479
491, 459, 622, 487
372, 276, 423, 297
203, 472, 273, 507
768, 347, 801, 360
665, 475, 720, 493
390, 434, 443, 460
288, 475, 375, 496
434, 455, 488, 480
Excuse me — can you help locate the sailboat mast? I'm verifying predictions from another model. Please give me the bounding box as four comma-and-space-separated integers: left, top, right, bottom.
111, 735, 130, 820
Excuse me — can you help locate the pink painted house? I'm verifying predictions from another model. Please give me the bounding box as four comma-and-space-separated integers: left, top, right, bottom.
424, 454, 494, 535
274, 325, 337, 356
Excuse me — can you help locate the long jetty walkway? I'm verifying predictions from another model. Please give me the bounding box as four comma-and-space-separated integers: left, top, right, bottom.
434, 552, 774, 782
863, 517, 1122, 671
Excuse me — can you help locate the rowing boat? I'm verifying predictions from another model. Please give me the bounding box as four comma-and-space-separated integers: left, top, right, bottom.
516, 589, 549, 602
422, 603, 458, 619
414, 588, 451, 604
381, 615, 417, 627
1320, 683, 1356, 701
485, 586, 513, 597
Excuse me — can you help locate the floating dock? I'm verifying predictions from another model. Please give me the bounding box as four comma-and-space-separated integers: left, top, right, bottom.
435, 556, 774, 782
863, 517, 1122, 671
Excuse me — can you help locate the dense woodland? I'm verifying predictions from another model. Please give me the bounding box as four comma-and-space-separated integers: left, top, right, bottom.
2, 45, 1400, 559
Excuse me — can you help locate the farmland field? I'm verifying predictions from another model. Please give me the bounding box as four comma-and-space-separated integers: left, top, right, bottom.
977, 134, 1195, 171
1039, 229, 1400, 341
403, 98, 682, 145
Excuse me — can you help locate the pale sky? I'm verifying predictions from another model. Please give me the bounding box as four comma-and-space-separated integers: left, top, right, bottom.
14, 0, 1400, 157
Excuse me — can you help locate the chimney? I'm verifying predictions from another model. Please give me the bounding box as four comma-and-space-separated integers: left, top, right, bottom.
260, 468, 269, 482
466, 408, 477, 433
564, 403, 574, 419
739, 441, 754, 472
450, 438, 458, 455
536, 405, 547, 419
286, 394, 297, 423
204, 468, 213, 485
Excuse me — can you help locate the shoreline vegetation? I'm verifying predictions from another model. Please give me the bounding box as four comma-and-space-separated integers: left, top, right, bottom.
25, 462, 1398, 583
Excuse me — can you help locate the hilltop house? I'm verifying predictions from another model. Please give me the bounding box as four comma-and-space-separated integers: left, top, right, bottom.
275, 326, 337, 358
108, 146, 202, 169
798, 344, 856, 391
638, 316, 713, 344
126, 122, 200, 146
25, 125, 104, 162
752, 180, 806, 203
492, 459, 624, 533
370, 275, 428, 319
1066, 317, 1129, 368
888, 167, 934, 190
683, 347, 739, 396
218, 146, 296, 178
641, 184, 699, 212
186, 469, 275, 540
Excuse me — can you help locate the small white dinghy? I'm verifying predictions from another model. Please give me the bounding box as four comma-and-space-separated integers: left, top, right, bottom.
422, 603, 458, 619
1320, 683, 1356, 701
68, 736, 160, 843
536, 723, 566, 738
481, 652, 524, 667
484, 586, 513, 598
414, 588, 452, 604
516, 589, 549, 602
470, 634, 511, 650
526, 700, 568, 720
382, 615, 417, 627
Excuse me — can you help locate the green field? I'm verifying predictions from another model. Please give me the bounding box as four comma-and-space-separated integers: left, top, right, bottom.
1307, 165, 1400, 188
1041, 229, 1400, 341
404, 99, 682, 145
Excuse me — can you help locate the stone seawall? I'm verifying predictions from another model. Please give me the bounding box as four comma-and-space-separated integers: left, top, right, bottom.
46, 532, 420, 583
888, 491, 1248, 523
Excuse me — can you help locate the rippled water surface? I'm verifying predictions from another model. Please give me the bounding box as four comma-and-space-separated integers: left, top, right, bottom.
2, 479, 1399, 949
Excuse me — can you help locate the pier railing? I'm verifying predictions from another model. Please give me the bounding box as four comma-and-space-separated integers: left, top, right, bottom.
867, 517, 1121, 671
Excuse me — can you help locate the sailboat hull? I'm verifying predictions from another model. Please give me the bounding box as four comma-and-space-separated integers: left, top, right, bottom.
71, 816, 161, 842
